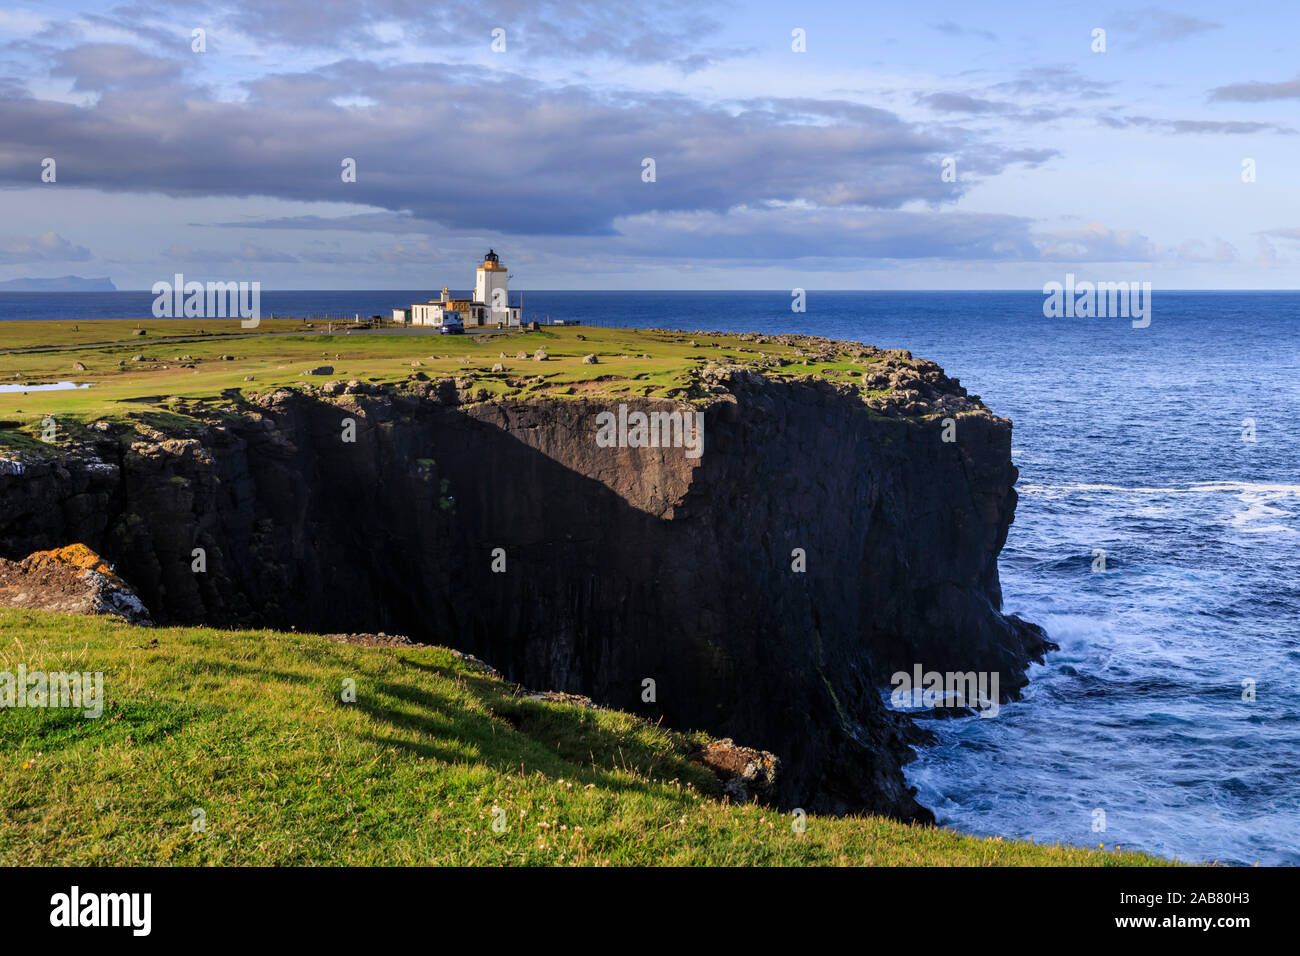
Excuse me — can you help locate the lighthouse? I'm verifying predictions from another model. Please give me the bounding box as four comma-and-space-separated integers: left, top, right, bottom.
474, 249, 510, 320
396, 250, 521, 328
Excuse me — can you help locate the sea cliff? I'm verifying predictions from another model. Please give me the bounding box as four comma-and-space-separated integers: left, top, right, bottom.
0, 329, 1050, 819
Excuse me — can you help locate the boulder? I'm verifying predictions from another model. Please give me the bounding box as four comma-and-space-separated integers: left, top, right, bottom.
0, 543, 153, 626
690, 739, 781, 804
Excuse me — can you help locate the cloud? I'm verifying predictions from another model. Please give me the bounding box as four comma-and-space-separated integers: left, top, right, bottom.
207, 212, 439, 234
604, 206, 1040, 263
163, 236, 520, 269
150, 0, 739, 69
0, 56, 1043, 237
51, 43, 183, 91
162, 242, 299, 263
916, 92, 1011, 115
1175, 238, 1236, 263
1099, 115, 1296, 135
990, 67, 1114, 99
1111, 7, 1221, 46
1255, 236, 1280, 268
0, 232, 92, 264
1260, 228, 1300, 243
930, 21, 998, 42
0, 7, 1254, 281
1033, 224, 1158, 262
1209, 76, 1300, 102
915, 91, 1071, 125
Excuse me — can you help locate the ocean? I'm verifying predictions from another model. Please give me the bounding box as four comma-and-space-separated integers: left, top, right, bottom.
3, 289, 1298, 865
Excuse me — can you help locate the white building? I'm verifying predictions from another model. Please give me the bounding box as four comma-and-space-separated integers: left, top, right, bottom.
395, 250, 522, 328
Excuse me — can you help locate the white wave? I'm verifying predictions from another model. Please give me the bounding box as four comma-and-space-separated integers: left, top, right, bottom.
1019, 480, 1300, 535
1020, 481, 1300, 496
1226, 489, 1299, 535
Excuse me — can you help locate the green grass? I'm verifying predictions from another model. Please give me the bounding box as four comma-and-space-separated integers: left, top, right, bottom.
0, 607, 1172, 866
0, 320, 893, 455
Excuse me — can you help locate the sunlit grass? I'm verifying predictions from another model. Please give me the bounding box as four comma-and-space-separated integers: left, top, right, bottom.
0, 607, 1173, 866
0, 322, 897, 454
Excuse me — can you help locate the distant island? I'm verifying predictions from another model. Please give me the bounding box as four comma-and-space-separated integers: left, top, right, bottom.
0, 276, 116, 292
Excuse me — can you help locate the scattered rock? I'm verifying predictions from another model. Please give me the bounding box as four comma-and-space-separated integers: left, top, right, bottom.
448, 649, 502, 678
491, 363, 505, 372
132, 328, 146, 336
72, 362, 86, 371
582, 353, 598, 364
325, 632, 423, 649
305, 366, 334, 376
525, 690, 599, 709
533, 350, 548, 361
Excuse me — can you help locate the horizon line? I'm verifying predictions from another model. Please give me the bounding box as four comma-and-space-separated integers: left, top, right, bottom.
7, 288, 1300, 295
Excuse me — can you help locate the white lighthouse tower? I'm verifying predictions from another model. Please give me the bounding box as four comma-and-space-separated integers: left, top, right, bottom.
474, 249, 510, 321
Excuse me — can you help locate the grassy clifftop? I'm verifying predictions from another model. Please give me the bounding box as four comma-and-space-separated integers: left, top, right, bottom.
0, 320, 933, 455
0, 607, 1169, 866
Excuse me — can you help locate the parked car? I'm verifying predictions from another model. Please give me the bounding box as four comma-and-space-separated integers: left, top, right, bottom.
439, 324, 464, 335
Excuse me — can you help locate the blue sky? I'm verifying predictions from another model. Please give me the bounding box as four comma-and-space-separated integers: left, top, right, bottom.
0, 0, 1297, 289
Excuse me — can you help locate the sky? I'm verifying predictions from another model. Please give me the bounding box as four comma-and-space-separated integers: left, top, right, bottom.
0, 0, 1297, 290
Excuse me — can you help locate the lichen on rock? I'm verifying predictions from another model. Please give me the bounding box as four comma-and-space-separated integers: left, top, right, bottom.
0, 543, 153, 625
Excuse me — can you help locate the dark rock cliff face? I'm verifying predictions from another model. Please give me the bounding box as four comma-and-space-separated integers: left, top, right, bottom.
0, 364, 1049, 820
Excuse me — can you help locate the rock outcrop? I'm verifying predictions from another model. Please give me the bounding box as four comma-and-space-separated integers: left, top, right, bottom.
690, 739, 781, 804
0, 345, 1049, 820
0, 543, 154, 625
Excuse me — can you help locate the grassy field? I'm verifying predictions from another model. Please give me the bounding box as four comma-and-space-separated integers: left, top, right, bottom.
0, 319, 885, 454
0, 607, 1172, 866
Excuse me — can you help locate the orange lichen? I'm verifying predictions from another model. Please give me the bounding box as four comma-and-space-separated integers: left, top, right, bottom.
22, 543, 119, 579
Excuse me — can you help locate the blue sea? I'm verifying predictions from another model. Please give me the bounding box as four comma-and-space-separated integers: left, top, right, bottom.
4, 289, 1298, 865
